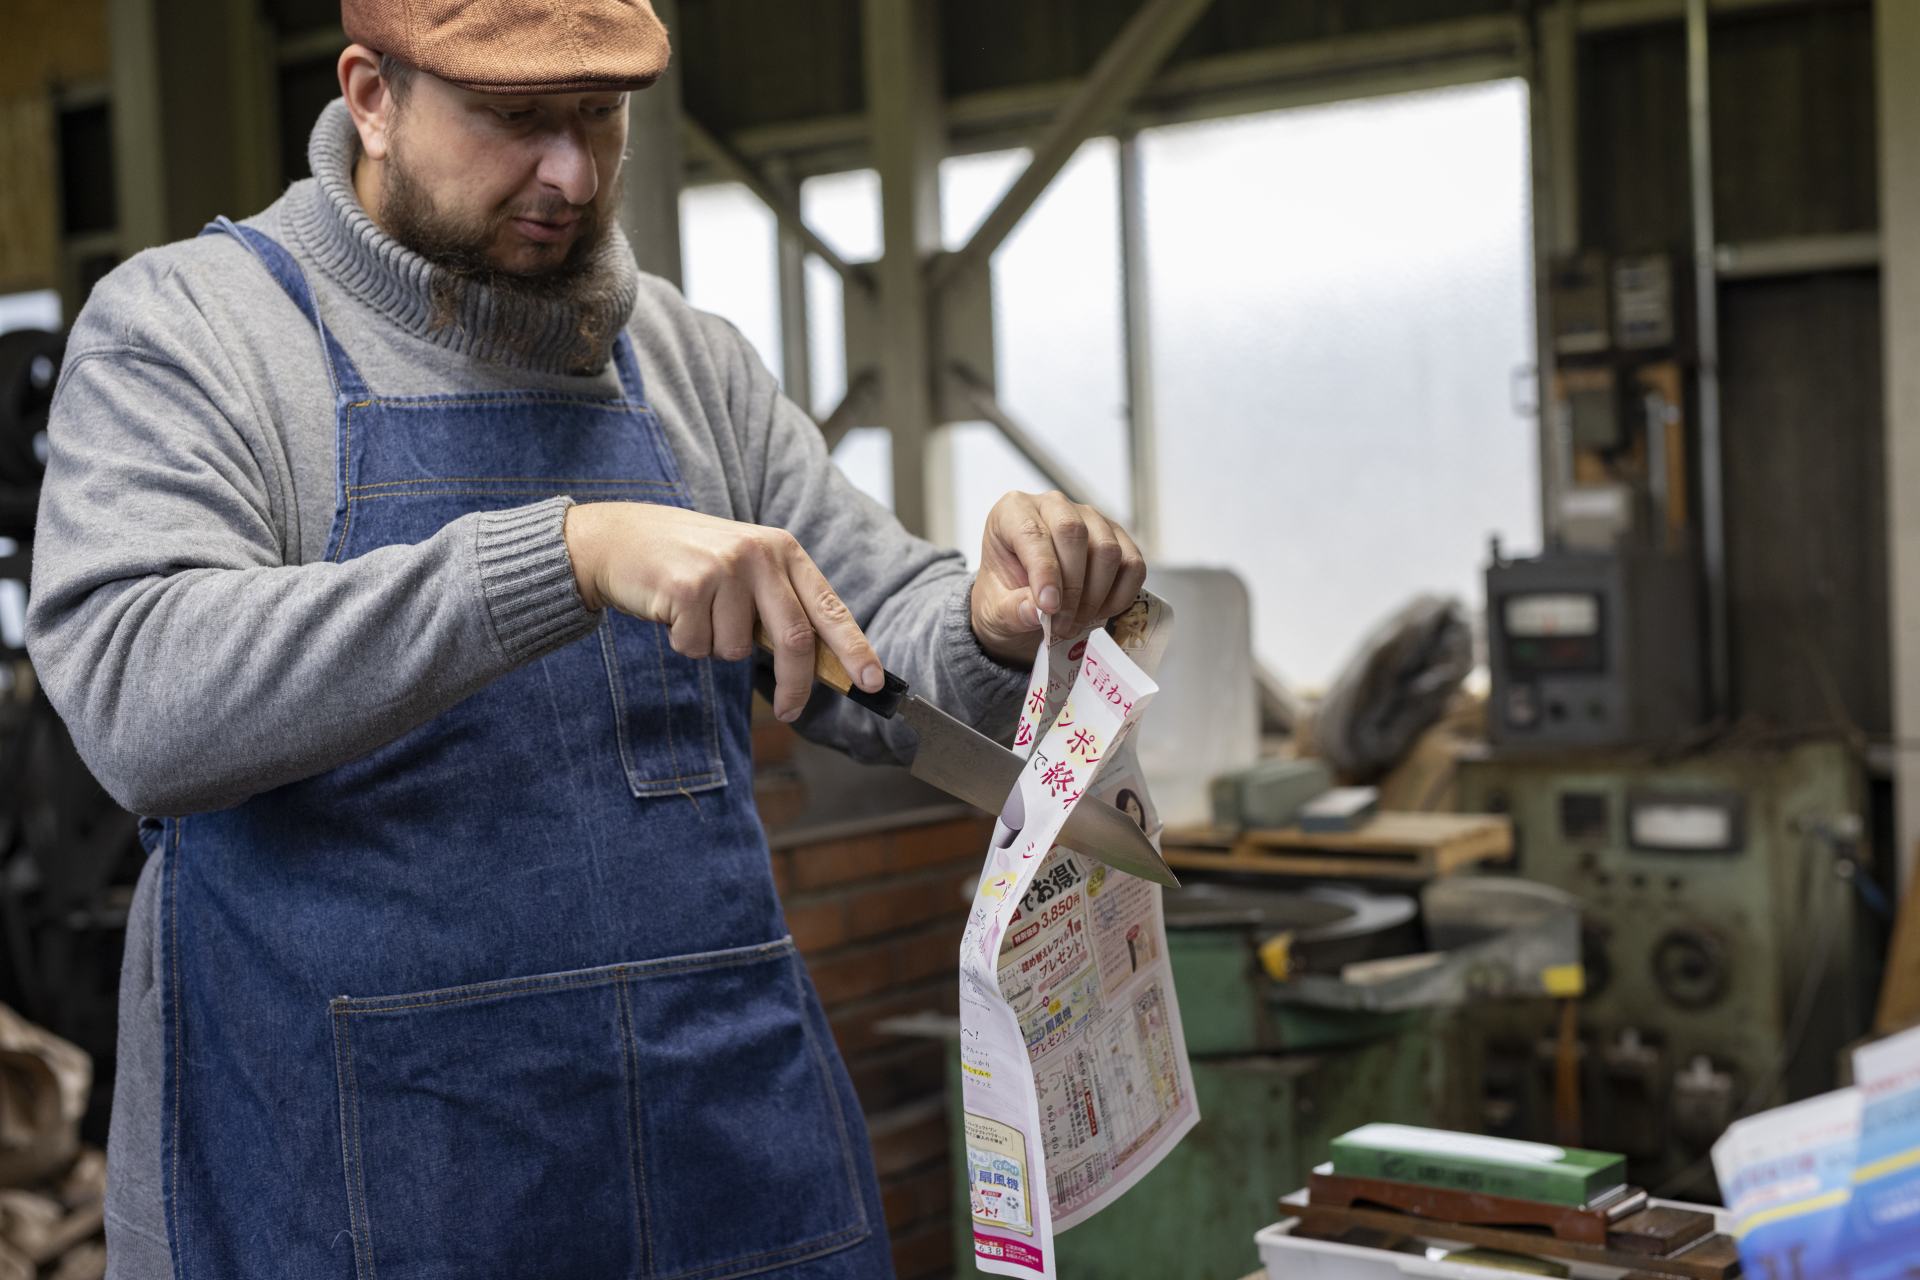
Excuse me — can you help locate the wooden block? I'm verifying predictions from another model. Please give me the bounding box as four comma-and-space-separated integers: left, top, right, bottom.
1308, 1169, 1614, 1245
1607, 1206, 1714, 1257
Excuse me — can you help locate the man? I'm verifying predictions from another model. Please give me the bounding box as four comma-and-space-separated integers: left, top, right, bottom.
23, 3, 1146, 1278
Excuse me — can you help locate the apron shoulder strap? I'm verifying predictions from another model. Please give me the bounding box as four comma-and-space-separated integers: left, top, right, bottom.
610, 329, 647, 405
200, 216, 367, 399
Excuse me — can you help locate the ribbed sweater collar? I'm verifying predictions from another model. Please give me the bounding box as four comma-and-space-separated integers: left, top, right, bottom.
282, 99, 639, 376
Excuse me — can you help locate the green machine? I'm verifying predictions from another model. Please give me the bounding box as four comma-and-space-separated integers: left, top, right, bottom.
941, 881, 1576, 1277
1453, 738, 1875, 1198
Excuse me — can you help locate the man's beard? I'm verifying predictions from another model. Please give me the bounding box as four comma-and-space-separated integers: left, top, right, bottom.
380, 142, 622, 366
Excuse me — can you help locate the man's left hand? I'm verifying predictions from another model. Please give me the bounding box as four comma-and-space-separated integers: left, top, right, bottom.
970, 490, 1147, 667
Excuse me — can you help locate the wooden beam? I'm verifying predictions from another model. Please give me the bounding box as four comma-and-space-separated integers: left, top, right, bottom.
620, 0, 685, 285
862, 0, 945, 539
683, 115, 874, 294
930, 0, 1215, 294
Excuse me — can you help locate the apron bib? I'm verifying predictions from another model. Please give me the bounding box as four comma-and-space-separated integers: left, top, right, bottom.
152, 220, 890, 1280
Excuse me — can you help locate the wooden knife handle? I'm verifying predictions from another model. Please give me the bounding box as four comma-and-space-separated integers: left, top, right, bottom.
753, 621, 907, 718
753, 621, 855, 693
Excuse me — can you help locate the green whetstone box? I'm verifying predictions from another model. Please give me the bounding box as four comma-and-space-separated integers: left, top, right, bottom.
1208, 758, 1332, 829
1329, 1124, 1627, 1209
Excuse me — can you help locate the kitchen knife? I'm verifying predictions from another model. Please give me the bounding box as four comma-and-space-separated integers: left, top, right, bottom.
756, 627, 1179, 888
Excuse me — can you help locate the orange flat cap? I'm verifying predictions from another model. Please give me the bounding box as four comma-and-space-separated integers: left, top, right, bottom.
342, 0, 671, 95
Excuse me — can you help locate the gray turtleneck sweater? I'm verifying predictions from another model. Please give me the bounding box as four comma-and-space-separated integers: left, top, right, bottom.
26, 102, 1023, 1276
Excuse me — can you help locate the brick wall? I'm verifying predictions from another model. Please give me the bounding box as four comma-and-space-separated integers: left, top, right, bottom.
756, 708, 983, 1280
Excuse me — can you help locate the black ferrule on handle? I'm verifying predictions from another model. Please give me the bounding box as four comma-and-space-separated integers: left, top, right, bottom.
846, 670, 908, 719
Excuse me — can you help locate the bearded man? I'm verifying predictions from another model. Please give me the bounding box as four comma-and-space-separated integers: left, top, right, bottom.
23, 2, 1147, 1277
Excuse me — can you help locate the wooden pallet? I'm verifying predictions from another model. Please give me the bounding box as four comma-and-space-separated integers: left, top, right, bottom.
1162, 812, 1513, 881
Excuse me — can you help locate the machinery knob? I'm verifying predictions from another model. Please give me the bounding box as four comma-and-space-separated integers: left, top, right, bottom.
1651, 926, 1730, 1010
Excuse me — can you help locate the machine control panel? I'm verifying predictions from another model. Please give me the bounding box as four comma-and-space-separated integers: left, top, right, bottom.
1502, 592, 1605, 675
1626, 792, 1745, 854
1454, 743, 1864, 1196
1486, 550, 1703, 748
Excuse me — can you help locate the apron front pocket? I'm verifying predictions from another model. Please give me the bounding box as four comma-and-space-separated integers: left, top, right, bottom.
329, 940, 868, 1280
330, 963, 646, 1280
623, 938, 871, 1280
598, 611, 728, 799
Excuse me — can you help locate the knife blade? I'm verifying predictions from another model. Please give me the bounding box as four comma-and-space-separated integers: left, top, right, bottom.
894, 693, 1179, 887
757, 627, 1179, 888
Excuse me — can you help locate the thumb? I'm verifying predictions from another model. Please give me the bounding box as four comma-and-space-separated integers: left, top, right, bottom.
977, 577, 1041, 634
971, 574, 1044, 656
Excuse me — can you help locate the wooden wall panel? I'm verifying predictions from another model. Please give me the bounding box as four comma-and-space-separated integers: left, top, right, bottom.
1578, 21, 1691, 254
0, 96, 59, 294
1719, 272, 1889, 734
1578, 2, 1886, 735
1711, 3, 1876, 243
0, 0, 108, 99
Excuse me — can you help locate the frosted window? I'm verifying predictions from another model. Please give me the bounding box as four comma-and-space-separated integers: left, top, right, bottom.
1142, 79, 1539, 689
678, 183, 780, 379
797, 152, 1127, 541
0, 290, 60, 335
799, 169, 892, 510
942, 143, 1129, 553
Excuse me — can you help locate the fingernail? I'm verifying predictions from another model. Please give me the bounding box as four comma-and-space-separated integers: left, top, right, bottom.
1038, 587, 1061, 613
861, 664, 883, 692
779, 704, 802, 723
1018, 600, 1039, 627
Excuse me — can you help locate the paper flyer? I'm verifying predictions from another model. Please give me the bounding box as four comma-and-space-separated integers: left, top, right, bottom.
1847, 1024, 1920, 1278
960, 594, 1200, 1278
1712, 1086, 1861, 1280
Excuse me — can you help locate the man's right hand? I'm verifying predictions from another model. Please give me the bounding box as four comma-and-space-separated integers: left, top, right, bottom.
563, 501, 884, 722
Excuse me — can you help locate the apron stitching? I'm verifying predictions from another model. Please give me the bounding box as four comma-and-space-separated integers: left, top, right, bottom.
600, 620, 641, 790
631, 772, 725, 790
332, 940, 796, 1014
603, 619, 726, 792
790, 955, 871, 1230
614, 973, 656, 1277
651, 1223, 872, 1280
361, 395, 643, 412
331, 1007, 376, 1280
331, 399, 371, 563
165, 820, 186, 1278
350, 476, 678, 492
649, 623, 688, 792
348, 487, 681, 504
699, 660, 725, 787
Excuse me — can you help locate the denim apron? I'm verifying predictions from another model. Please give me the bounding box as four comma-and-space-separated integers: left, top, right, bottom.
155, 220, 891, 1280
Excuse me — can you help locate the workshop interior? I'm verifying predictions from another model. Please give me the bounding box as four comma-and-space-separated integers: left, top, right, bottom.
5, 1, 1920, 1278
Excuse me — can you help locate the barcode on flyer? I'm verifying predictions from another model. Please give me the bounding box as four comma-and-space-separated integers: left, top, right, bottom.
1052, 1152, 1110, 1205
